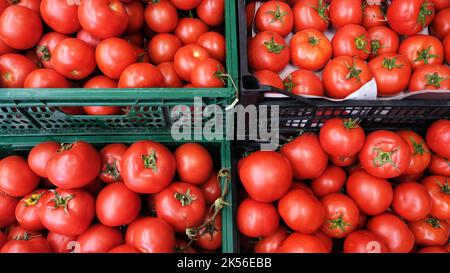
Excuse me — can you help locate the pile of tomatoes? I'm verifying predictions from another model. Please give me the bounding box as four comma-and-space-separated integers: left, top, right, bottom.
247, 0, 450, 98
0, 140, 223, 253
0, 0, 226, 115
237, 119, 450, 253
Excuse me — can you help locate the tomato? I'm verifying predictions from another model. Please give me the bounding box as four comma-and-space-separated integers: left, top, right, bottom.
397, 130, 431, 175
24, 68, 69, 88
27, 142, 59, 179
344, 230, 390, 253
400, 36, 444, 72
96, 38, 136, 80
254, 70, 284, 90
130, 217, 175, 253
157, 62, 184, 88
76, 29, 102, 48
278, 189, 325, 234
311, 165, 347, 198
191, 58, 225, 87
409, 217, 449, 246
83, 76, 122, 115
332, 24, 371, 60
175, 239, 197, 253
323, 56, 373, 99
144, 0, 178, 33
419, 246, 448, 253
118, 63, 164, 88
329, 0, 362, 29
109, 244, 141, 253
5, 224, 41, 240
280, 133, 328, 180
330, 155, 357, 167
248, 31, 289, 73
0, 156, 39, 197
174, 44, 210, 82
0, 53, 37, 88
196, 31, 225, 63
290, 182, 315, 195
290, 28, 332, 71
387, 0, 435, 35
246, 2, 256, 33
422, 175, 450, 220
15, 189, 46, 231
199, 172, 220, 206
0, 39, 16, 56
369, 54, 411, 96
195, 213, 222, 250
175, 18, 209, 45
283, 70, 324, 96
254, 226, 289, 253
97, 144, 127, 183
367, 26, 400, 59
36, 32, 69, 69
0, 6, 42, 49
426, 119, 450, 158
277, 232, 329, 253
444, 34, 450, 64
0, 191, 18, 228
362, 3, 388, 29
409, 64, 450, 91
122, 140, 175, 194
237, 197, 279, 238
197, 0, 224, 27
1, 233, 51, 253
392, 182, 432, 221
430, 8, 450, 40
46, 232, 76, 253
320, 193, 360, 238
255, 0, 293, 37
46, 142, 100, 189
346, 170, 393, 215
124, 1, 144, 34
40, 0, 80, 34
428, 154, 450, 176
319, 118, 366, 157
174, 143, 213, 185
77, 224, 123, 253
171, 0, 201, 10
293, 0, 328, 32
148, 33, 182, 65
359, 130, 411, 179
78, 0, 128, 39
39, 188, 95, 235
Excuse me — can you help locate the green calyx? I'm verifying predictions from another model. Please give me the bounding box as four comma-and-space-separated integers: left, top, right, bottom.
36, 45, 51, 62
265, 3, 290, 24
372, 147, 399, 169
345, 58, 363, 82
14, 232, 41, 241
23, 191, 45, 207
263, 37, 285, 54
355, 34, 370, 53
418, 2, 434, 28
409, 136, 427, 156
50, 190, 74, 215
308, 36, 320, 46
342, 118, 360, 129
142, 150, 158, 172
310, 0, 329, 22
371, 40, 381, 56
283, 75, 294, 92
427, 217, 441, 229
102, 161, 121, 181
328, 214, 351, 232
439, 179, 450, 195
58, 143, 73, 152
382, 57, 403, 71
174, 188, 197, 207
414, 46, 438, 65
425, 72, 448, 88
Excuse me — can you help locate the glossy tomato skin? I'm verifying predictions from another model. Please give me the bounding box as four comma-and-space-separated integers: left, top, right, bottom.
77, 224, 123, 253
319, 118, 365, 157
174, 143, 213, 185
197, 0, 224, 27
283, 69, 324, 96
430, 0, 450, 11
109, 244, 141, 253
409, 217, 449, 246
332, 24, 371, 60
277, 232, 329, 253
237, 197, 279, 238
255, 0, 293, 37
344, 230, 390, 253
428, 154, 450, 176
15, 189, 46, 231
191, 58, 225, 87
98, 143, 128, 183
293, 0, 329, 32
330, 155, 358, 167
430, 8, 450, 40
27, 141, 60, 179
39, 188, 95, 236
399, 35, 444, 70
0, 53, 37, 88
320, 193, 360, 238
124, 1, 144, 34
76, 29, 102, 48
200, 171, 220, 206
40, 0, 80, 34
290, 28, 332, 71
24, 69, 69, 88
329, 0, 362, 29
171, 0, 201, 10
311, 165, 347, 198
78, 0, 128, 39
46, 142, 101, 189
248, 31, 290, 73
0, 191, 18, 228
1, 235, 51, 253
359, 130, 411, 179
0, 156, 40, 197
392, 182, 432, 221
195, 213, 222, 250
196, 31, 225, 63
397, 130, 431, 175
280, 133, 328, 180
118, 63, 164, 88
254, 226, 289, 253
144, 0, 178, 33
278, 189, 325, 234
362, 3, 388, 29
239, 151, 292, 202
369, 54, 411, 96
174, 44, 210, 82
175, 18, 209, 45
121, 140, 175, 194
254, 70, 284, 90
83, 77, 122, 116
387, 0, 435, 35
95, 38, 136, 80
426, 119, 450, 158
46, 232, 77, 253
157, 62, 184, 88
36, 32, 70, 69
409, 64, 450, 91
130, 217, 175, 253
422, 175, 450, 220
368, 26, 400, 59
148, 33, 182, 65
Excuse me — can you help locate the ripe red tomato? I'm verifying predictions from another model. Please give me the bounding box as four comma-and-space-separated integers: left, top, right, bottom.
1, 233, 51, 253
200, 172, 220, 206
293, 0, 329, 32
280, 133, 328, 180
95, 38, 136, 80
290, 28, 332, 71
399, 35, 444, 70
254, 226, 289, 253
359, 130, 411, 179
15, 189, 46, 231
77, 224, 123, 253
422, 175, 450, 220
290, 182, 315, 195
175, 18, 209, 45
46, 142, 100, 189
27, 141, 59, 179
329, 0, 362, 29
0, 5, 42, 50
157, 62, 184, 88
278, 189, 325, 234
83, 76, 122, 115
246, 2, 256, 33
368, 26, 400, 59
369, 53, 411, 96
430, 8, 450, 40
197, 0, 224, 27
24, 69, 69, 88
332, 24, 371, 60
195, 213, 222, 250
98, 143, 128, 183
311, 165, 347, 198
36, 32, 69, 69
418, 246, 448, 253
10, 0, 41, 13
330, 155, 357, 167
40, 0, 80, 34
197, 31, 225, 63
426, 119, 450, 158
319, 118, 366, 157
148, 33, 182, 65
191, 58, 225, 87
367, 213, 415, 253
409, 64, 450, 91
76, 29, 102, 48
409, 216, 449, 246
0, 53, 37, 88
0, 156, 39, 197
255, 0, 293, 37
171, 0, 201, 10
362, 3, 388, 29
0, 191, 18, 228
46, 232, 77, 253
387, 0, 435, 35
78, 0, 128, 39
248, 31, 290, 73
397, 130, 431, 175
320, 193, 360, 238
283, 69, 324, 96
118, 63, 164, 88
346, 170, 393, 215
237, 197, 279, 238
129, 217, 175, 253
108, 244, 141, 253
39, 188, 95, 235
344, 230, 390, 253
174, 44, 210, 82
121, 140, 175, 194
124, 1, 144, 34
323, 56, 373, 99
174, 143, 213, 185
254, 70, 284, 90
0, 39, 15, 56
428, 154, 450, 177
277, 232, 329, 253
392, 182, 432, 221
144, 0, 178, 33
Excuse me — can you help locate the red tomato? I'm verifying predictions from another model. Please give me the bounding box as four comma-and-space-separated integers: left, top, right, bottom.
0, 39, 16, 56
174, 143, 213, 185
293, 0, 329, 32
277, 232, 329, 253
200, 171, 220, 206
399, 34, 444, 70
422, 175, 450, 220
369, 54, 411, 96
39, 188, 95, 235
283, 69, 324, 96
195, 213, 222, 250
46, 232, 77, 253
1, 233, 51, 253
36, 32, 70, 69
11, 0, 41, 13
329, 0, 362, 29
83, 76, 122, 115
124, 1, 144, 34
191, 58, 225, 87
254, 226, 289, 253
157, 62, 184, 88
409, 216, 449, 246
418, 246, 448, 253
426, 119, 450, 158
255, 0, 293, 37
0, 191, 18, 228
118, 63, 164, 88
359, 130, 411, 179
148, 33, 182, 65
95, 38, 136, 80
109, 244, 141, 253
171, 0, 201, 10
248, 31, 290, 73
246, 2, 256, 33
290, 181, 315, 196
314, 230, 333, 252
0, 53, 37, 88
346, 170, 393, 215
98, 143, 128, 183
237, 197, 279, 238
76, 29, 102, 48
362, 3, 388, 29
197, 0, 224, 27
27, 142, 59, 179
409, 64, 450, 91
130, 217, 175, 253
196, 31, 225, 63
344, 230, 390, 253
0, 5, 42, 49
77, 224, 123, 253
323, 56, 373, 99
15, 189, 46, 231
78, 0, 128, 39
332, 24, 371, 60
278, 189, 325, 234
254, 70, 284, 90
387, 0, 435, 35
0, 156, 39, 197
430, 0, 450, 11
58, 107, 85, 115
311, 165, 347, 198
46, 142, 101, 189
174, 44, 210, 82
428, 154, 450, 176
96, 182, 141, 227
175, 239, 197, 253
330, 155, 358, 167
392, 182, 432, 221
319, 118, 366, 157
430, 8, 450, 40
320, 193, 360, 238
290, 28, 332, 71
121, 140, 175, 194
40, 0, 80, 34
397, 130, 431, 175
144, 0, 178, 33
6, 224, 40, 240
368, 26, 400, 59
175, 18, 209, 45
24, 69, 69, 88
280, 133, 328, 180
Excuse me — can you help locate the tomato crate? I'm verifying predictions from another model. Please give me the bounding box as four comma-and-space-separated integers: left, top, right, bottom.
0, 135, 237, 253
237, 0, 450, 134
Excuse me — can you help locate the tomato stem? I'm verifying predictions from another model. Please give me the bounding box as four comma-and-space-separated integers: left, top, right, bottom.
354, 34, 370, 53
102, 161, 121, 181
414, 46, 438, 65
58, 143, 73, 152
14, 232, 41, 241
265, 3, 290, 24
283, 75, 295, 92
310, 0, 329, 22
370, 40, 381, 56
23, 191, 45, 207
372, 147, 399, 169
345, 58, 363, 82
409, 136, 427, 156
141, 150, 158, 172
418, 2, 434, 28
342, 118, 360, 129
438, 179, 450, 195
427, 217, 442, 228
263, 37, 285, 54
36, 45, 51, 62
174, 188, 198, 207
425, 72, 448, 88
49, 190, 75, 215
308, 36, 320, 46
382, 57, 403, 71
328, 214, 351, 232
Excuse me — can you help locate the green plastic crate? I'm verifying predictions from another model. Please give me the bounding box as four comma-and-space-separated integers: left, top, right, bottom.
0, 135, 237, 253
